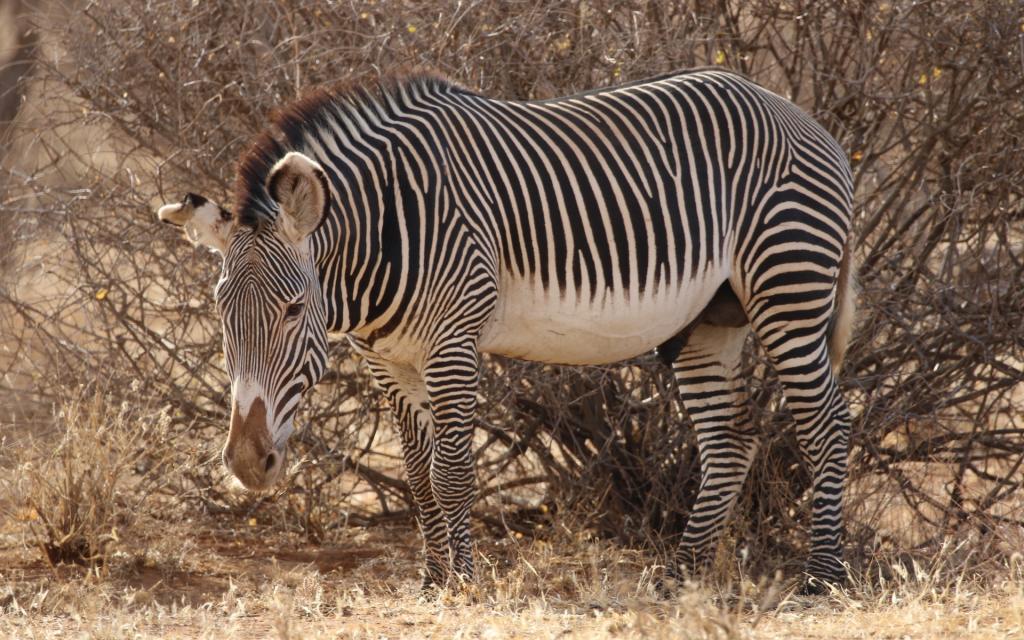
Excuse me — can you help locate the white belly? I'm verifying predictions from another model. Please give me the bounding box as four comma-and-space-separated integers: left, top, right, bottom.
478, 270, 729, 365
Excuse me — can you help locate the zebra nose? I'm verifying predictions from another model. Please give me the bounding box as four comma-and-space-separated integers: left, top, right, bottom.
224, 397, 280, 489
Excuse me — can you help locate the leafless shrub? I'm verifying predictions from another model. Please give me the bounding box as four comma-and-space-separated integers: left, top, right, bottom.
0, 0, 37, 276
1, 0, 1021, 579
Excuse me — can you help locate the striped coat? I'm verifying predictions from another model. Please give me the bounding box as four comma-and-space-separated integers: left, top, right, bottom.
158, 68, 855, 594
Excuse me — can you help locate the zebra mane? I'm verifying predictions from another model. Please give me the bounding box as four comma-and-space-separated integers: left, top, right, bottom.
232, 70, 458, 231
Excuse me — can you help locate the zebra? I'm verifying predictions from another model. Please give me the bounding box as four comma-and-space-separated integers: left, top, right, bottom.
157, 68, 856, 594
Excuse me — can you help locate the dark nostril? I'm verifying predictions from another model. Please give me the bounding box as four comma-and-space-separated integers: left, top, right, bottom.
264, 451, 277, 474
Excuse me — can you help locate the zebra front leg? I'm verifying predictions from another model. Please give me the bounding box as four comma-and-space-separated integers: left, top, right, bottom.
395, 402, 452, 591
357, 350, 450, 591
423, 336, 481, 583
671, 323, 758, 580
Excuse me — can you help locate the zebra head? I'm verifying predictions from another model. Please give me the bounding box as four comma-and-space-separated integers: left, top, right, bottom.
158, 152, 331, 490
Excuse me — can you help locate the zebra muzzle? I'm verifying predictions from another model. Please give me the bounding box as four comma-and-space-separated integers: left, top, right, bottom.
223, 397, 284, 489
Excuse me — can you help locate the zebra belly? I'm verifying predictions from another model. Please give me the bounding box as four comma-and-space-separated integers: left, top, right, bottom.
478, 272, 727, 366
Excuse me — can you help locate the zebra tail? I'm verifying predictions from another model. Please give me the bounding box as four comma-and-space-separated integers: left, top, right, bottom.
828, 242, 857, 375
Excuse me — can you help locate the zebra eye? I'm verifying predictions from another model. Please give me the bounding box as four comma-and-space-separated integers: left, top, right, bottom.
284, 302, 304, 319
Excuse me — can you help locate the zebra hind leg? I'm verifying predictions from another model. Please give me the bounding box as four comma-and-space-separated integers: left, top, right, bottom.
669, 323, 758, 584
747, 277, 852, 593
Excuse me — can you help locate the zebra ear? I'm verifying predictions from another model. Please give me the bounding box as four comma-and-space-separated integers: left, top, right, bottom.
157, 193, 234, 254
266, 151, 329, 244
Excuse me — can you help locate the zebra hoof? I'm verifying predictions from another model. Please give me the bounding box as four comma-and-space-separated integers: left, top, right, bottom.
797, 576, 828, 596
797, 573, 844, 596
653, 577, 676, 600
654, 565, 686, 599
800, 554, 847, 595
447, 572, 475, 592
419, 573, 447, 598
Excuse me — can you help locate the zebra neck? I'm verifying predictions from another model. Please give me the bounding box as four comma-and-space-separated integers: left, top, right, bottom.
312, 122, 450, 340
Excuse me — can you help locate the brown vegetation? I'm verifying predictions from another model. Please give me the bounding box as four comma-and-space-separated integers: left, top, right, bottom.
0, 0, 1022, 636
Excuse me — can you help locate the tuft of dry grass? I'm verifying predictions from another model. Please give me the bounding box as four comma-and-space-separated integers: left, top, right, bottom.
1, 387, 178, 570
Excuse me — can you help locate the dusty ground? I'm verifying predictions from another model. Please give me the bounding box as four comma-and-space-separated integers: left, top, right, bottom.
1, 515, 1022, 639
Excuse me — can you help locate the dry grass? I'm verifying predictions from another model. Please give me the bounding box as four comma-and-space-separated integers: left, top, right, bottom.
0, 388, 176, 568
1, 517, 1021, 638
